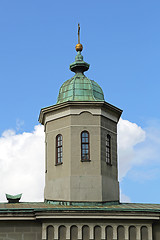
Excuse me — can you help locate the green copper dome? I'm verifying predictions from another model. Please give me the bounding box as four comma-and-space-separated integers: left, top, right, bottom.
57, 51, 104, 104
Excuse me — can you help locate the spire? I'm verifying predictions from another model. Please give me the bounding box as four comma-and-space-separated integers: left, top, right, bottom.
70, 24, 89, 73
75, 23, 83, 52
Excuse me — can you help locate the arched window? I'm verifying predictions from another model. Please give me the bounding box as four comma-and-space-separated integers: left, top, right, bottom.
81, 131, 90, 161
58, 225, 66, 240
94, 225, 101, 240
82, 225, 89, 240
141, 226, 148, 240
47, 225, 54, 240
56, 134, 63, 164
117, 225, 125, 240
106, 134, 111, 165
129, 226, 136, 240
106, 226, 113, 240
70, 225, 78, 240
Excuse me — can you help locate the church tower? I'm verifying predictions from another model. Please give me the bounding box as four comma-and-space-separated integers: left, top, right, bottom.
39, 25, 122, 203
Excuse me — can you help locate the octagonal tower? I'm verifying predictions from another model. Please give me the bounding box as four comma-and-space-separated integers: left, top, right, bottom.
39, 33, 122, 204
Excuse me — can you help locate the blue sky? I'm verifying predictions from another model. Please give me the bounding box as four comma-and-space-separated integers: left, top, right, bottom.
0, 0, 160, 203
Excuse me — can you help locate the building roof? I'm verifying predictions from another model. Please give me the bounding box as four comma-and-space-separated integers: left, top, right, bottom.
57, 51, 104, 104
57, 72, 104, 104
0, 202, 160, 213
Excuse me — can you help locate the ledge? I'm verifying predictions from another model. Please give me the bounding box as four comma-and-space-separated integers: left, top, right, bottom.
55, 162, 63, 166
81, 159, 91, 162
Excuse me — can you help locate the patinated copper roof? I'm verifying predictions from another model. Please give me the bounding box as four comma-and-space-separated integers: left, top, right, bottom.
0, 202, 160, 213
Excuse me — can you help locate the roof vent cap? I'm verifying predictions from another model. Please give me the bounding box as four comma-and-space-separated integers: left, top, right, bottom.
6, 193, 22, 203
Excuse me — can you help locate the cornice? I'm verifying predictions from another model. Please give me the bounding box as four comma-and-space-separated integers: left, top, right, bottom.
39, 101, 123, 125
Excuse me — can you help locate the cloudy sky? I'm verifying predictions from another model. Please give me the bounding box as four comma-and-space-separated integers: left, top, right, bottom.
0, 0, 160, 203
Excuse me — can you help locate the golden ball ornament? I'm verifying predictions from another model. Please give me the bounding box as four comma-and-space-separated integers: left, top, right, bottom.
75, 43, 83, 52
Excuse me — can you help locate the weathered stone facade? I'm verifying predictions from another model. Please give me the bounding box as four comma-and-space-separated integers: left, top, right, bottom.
0, 221, 41, 240
39, 101, 122, 203
44, 222, 151, 240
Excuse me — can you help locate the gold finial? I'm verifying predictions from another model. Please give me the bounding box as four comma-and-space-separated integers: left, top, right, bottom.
75, 23, 83, 52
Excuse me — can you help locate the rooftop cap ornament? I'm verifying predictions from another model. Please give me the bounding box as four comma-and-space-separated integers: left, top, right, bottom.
70, 23, 89, 73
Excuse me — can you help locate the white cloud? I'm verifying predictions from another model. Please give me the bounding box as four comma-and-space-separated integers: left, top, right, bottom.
133, 121, 160, 165
0, 125, 45, 202
120, 190, 131, 203
16, 119, 24, 131
118, 118, 146, 181
128, 168, 160, 183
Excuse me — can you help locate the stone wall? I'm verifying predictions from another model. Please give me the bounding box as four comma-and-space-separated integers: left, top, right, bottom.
101, 115, 119, 201
0, 218, 155, 239
153, 222, 160, 240
44, 103, 120, 202
0, 221, 41, 240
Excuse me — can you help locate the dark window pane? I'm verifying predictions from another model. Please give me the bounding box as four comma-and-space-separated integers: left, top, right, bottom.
106, 135, 111, 164
81, 131, 90, 161
56, 135, 63, 164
